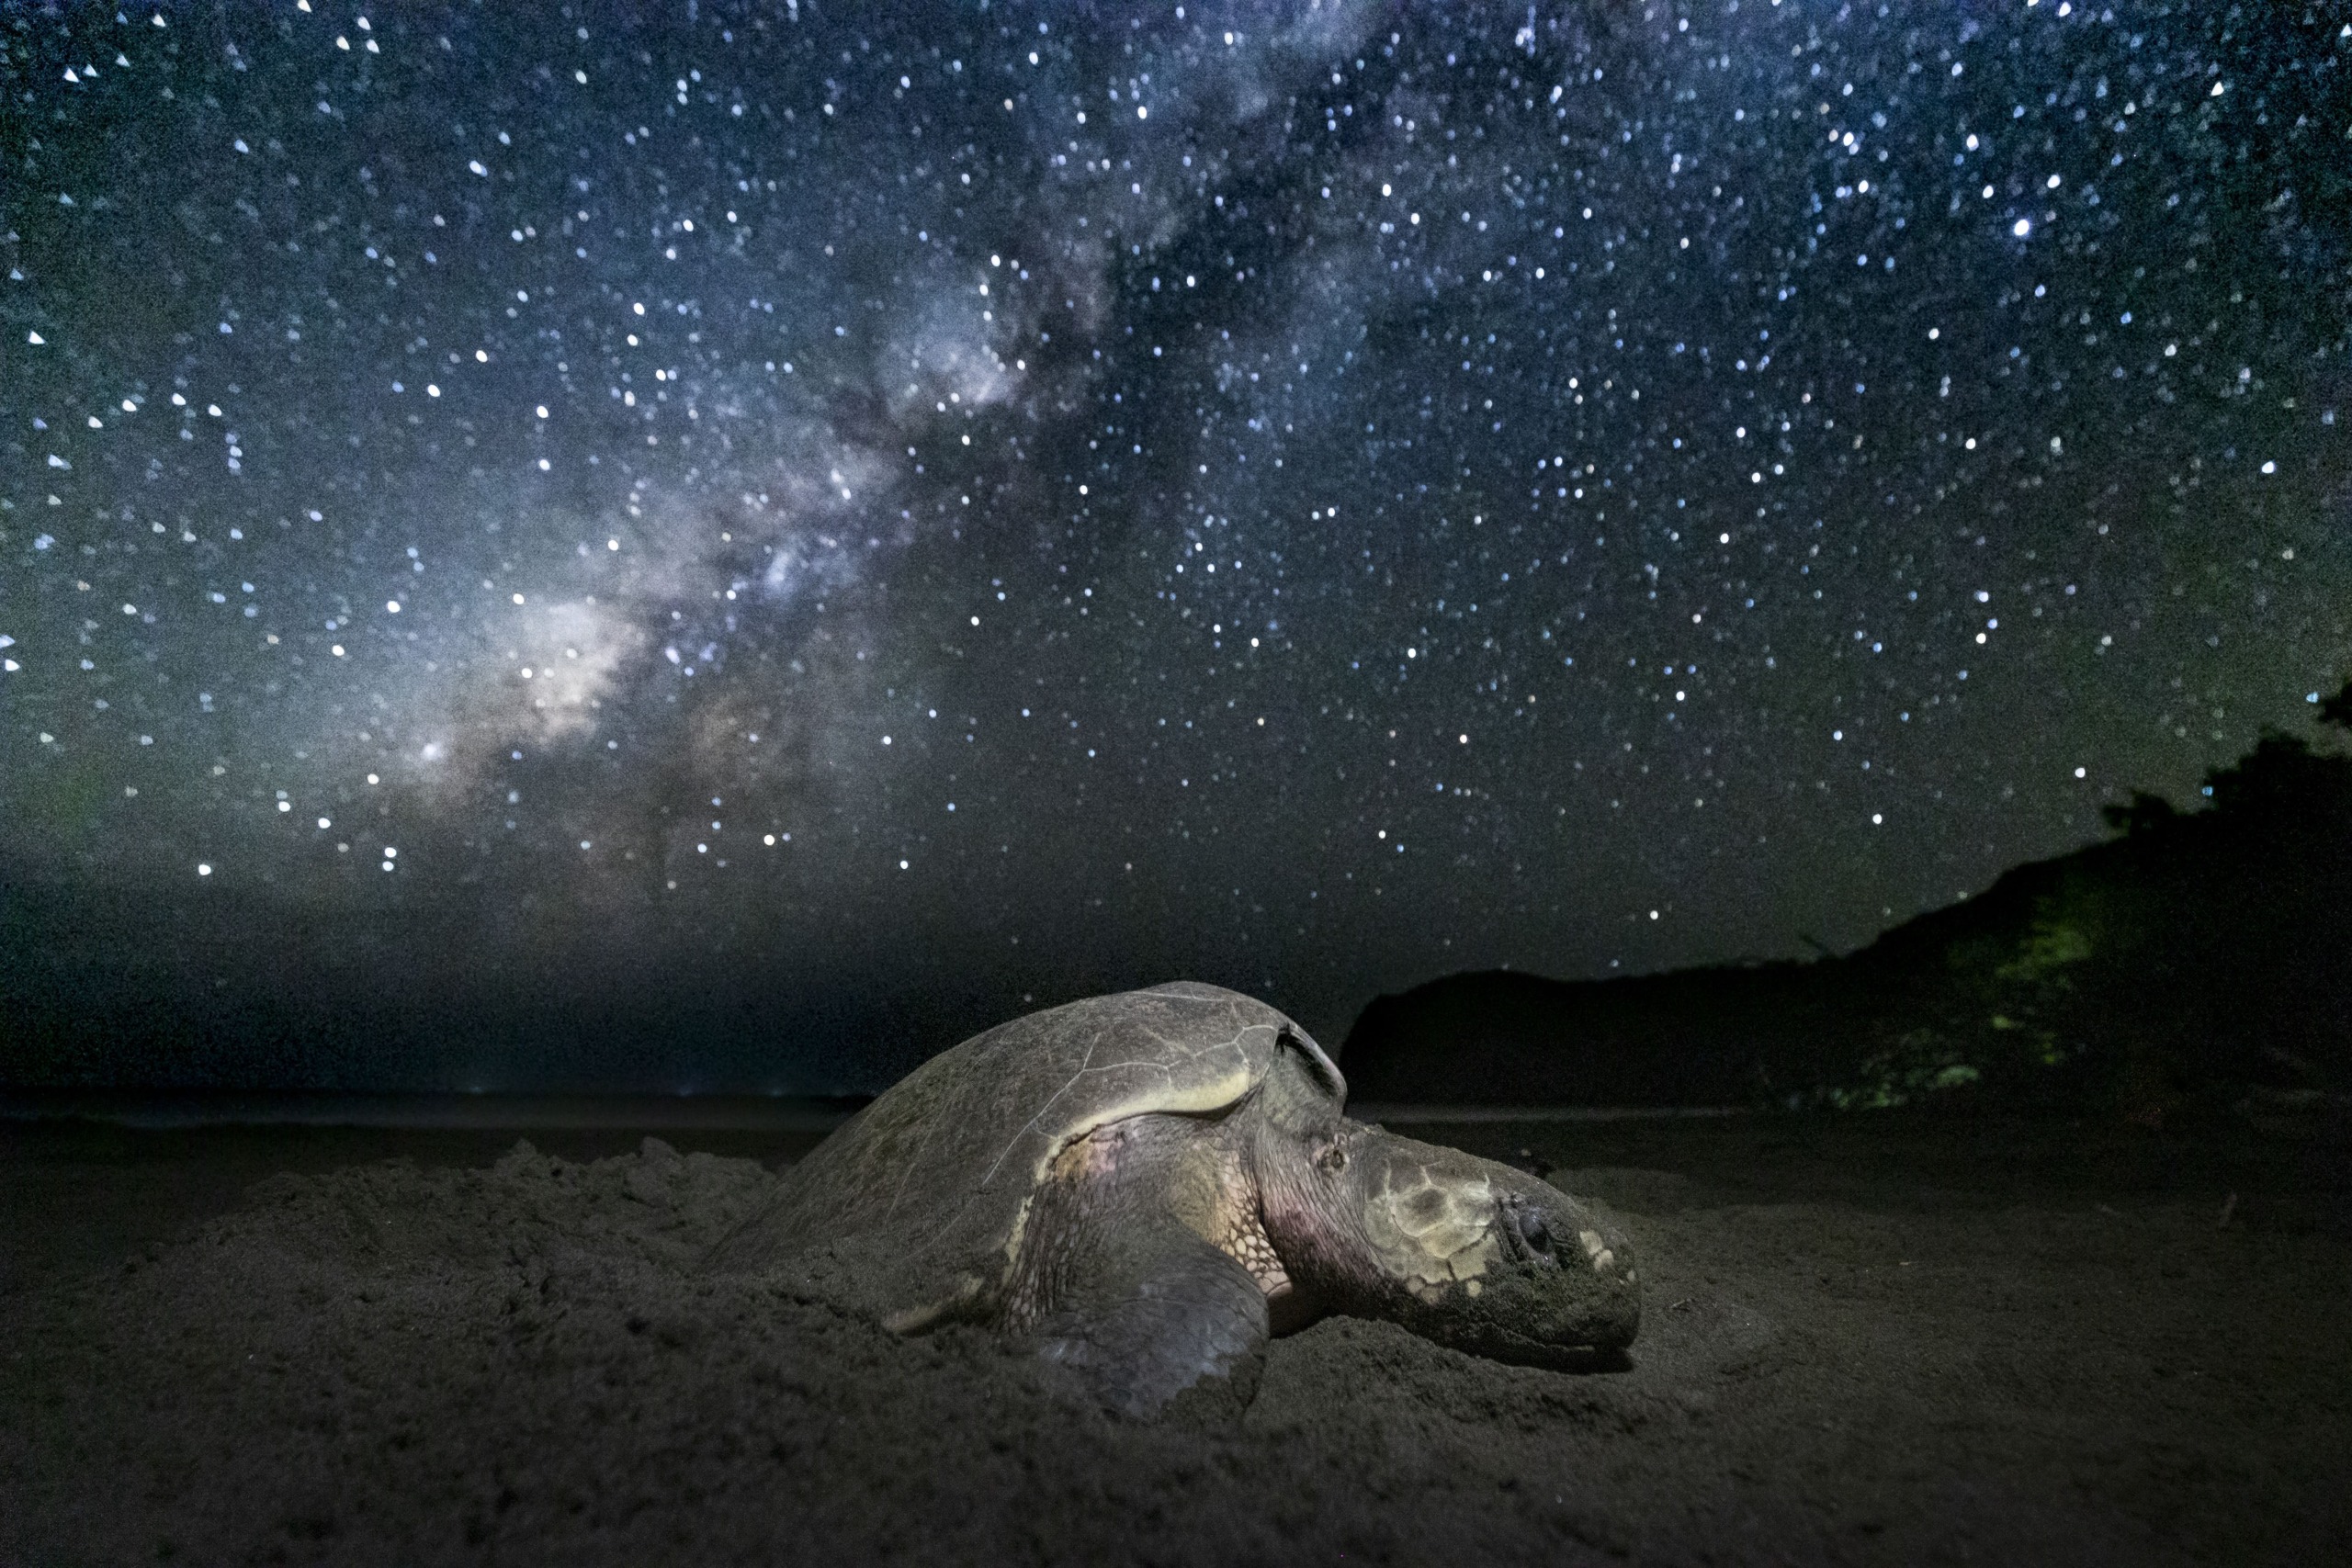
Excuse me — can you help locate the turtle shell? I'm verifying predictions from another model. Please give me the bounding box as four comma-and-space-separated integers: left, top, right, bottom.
707, 982, 1341, 1323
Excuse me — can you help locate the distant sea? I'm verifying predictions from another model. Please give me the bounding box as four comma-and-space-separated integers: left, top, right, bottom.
0, 1090, 1741, 1131
0, 1090, 869, 1132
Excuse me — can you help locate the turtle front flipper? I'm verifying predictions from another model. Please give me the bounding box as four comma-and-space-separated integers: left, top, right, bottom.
1032, 1225, 1268, 1417
1005, 1112, 1272, 1416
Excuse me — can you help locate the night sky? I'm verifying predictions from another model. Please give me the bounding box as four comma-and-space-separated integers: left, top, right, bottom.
4, 2, 2347, 1089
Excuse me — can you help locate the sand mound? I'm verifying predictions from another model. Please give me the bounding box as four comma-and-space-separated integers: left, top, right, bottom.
6, 1134, 2344, 1564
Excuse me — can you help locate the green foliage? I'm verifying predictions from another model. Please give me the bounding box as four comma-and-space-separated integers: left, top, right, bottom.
1996, 908, 2096, 983
1815, 683, 2352, 1116
1823, 1028, 1990, 1111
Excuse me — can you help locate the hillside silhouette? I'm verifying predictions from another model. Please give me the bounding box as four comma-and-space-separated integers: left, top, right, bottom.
1340, 682, 2352, 1122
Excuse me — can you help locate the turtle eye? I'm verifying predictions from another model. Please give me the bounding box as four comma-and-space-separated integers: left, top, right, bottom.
1516, 1207, 1552, 1254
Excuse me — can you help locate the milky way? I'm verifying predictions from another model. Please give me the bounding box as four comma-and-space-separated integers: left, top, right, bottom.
4, 2, 2346, 1088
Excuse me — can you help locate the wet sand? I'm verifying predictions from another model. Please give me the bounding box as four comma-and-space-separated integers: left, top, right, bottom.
4, 1111, 2346, 1565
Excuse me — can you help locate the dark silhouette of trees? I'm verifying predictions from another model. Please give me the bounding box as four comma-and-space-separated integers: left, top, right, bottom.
2100, 790, 2178, 838
1347, 675, 2352, 1120
2318, 678, 2352, 737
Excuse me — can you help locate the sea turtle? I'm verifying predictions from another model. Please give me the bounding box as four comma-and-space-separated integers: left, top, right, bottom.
707, 982, 1639, 1413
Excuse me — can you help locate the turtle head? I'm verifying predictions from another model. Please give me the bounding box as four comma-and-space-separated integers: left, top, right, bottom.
1251, 1046, 1639, 1367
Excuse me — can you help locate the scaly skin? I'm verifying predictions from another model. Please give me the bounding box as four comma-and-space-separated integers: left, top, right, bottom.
1249, 1043, 1641, 1366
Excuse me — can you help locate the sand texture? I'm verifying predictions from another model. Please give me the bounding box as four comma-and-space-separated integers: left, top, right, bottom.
4, 1116, 2347, 1565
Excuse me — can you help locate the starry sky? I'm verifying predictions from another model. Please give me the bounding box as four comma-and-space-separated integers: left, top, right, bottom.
4, 1, 2347, 1089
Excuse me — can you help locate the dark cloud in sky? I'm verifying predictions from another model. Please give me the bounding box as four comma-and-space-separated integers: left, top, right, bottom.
4, 1, 2346, 1089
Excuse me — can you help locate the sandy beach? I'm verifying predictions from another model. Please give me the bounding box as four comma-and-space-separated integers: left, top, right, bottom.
5, 1111, 2346, 1565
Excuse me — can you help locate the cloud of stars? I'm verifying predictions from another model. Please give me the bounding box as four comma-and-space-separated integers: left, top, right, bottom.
3, 1, 2346, 1088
